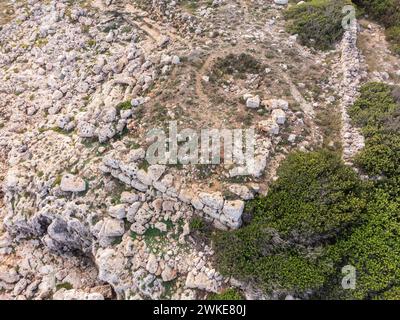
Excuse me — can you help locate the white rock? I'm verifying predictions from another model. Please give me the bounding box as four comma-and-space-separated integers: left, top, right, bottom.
246, 95, 260, 109
60, 174, 87, 193
120, 192, 139, 204
222, 200, 245, 222
52, 90, 63, 100
171, 55, 180, 65
272, 109, 286, 125
198, 192, 224, 210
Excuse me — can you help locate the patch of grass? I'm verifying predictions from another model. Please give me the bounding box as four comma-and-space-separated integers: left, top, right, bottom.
116, 101, 132, 112
56, 282, 73, 291
189, 217, 205, 231
53, 175, 62, 187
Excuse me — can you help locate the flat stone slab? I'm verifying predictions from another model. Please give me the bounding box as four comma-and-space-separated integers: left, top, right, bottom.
60, 174, 87, 193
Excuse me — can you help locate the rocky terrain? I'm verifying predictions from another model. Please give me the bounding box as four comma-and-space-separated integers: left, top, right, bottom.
0, 0, 398, 300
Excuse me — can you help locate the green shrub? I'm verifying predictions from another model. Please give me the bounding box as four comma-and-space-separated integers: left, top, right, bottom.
213, 150, 366, 294
325, 190, 400, 300
116, 101, 132, 112
386, 26, 400, 55
208, 289, 243, 300
246, 150, 366, 242
285, 0, 352, 50
353, 0, 400, 28
189, 217, 205, 231
321, 81, 400, 299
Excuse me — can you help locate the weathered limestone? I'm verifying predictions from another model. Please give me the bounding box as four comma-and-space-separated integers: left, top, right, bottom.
60, 174, 86, 193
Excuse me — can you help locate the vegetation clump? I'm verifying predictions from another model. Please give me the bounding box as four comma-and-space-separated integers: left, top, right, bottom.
208, 288, 243, 300
213, 150, 366, 295
211, 53, 263, 81
285, 0, 352, 50
213, 82, 400, 299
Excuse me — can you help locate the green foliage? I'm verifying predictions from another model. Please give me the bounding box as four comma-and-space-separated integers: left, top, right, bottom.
247, 150, 366, 242
189, 217, 205, 231
349, 82, 400, 178
386, 26, 400, 55
213, 150, 365, 294
325, 190, 400, 300
138, 159, 150, 172
208, 288, 243, 300
285, 0, 352, 50
353, 0, 400, 28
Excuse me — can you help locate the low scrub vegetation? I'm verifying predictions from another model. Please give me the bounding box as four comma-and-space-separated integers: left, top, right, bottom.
213, 82, 400, 299
210, 53, 263, 82
285, 0, 352, 50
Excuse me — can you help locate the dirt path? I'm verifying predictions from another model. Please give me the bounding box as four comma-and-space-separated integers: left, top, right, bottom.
125, 3, 192, 50
282, 72, 319, 144
358, 20, 400, 84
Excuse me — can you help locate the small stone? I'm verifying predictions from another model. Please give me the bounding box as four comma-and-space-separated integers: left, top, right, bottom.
272, 109, 286, 125
246, 95, 260, 109
222, 200, 245, 222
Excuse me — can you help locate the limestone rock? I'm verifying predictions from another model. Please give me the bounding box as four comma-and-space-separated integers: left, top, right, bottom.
60, 174, 87, 193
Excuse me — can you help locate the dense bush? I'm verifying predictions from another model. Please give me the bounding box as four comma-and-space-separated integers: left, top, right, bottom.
285, 0, 352, 50
320, 188, 400, 300
210, 53, 263, 82
246, 150, 366, 242
213, 82, 400, 299
213, 150, 366, 295
349, 82, 400, 178
322, 82, 400, 300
